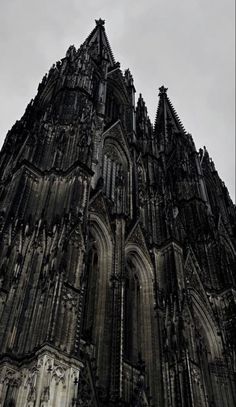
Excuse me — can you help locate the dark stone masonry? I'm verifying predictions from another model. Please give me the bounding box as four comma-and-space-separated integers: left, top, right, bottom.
0, 19, 235, 406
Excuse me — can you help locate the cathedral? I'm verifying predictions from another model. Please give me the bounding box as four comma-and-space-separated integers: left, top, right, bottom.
0, 19, 236, 407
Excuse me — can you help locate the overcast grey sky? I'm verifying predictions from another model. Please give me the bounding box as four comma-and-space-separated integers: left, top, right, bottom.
0, 0, 235, 201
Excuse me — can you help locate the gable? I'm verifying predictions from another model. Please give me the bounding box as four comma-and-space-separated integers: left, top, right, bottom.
102, 120, 132, 168
125, 221, 152, 269
89, 190, 113, 238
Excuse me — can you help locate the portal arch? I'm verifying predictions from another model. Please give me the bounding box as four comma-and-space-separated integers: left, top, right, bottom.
190, 289, 222, 360
84, 213, 114, 389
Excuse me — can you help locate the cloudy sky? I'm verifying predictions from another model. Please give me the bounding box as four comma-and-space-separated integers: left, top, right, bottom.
0, 0, 235, 201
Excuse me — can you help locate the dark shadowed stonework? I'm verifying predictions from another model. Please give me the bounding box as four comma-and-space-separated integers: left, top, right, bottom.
0, 20, 235, 407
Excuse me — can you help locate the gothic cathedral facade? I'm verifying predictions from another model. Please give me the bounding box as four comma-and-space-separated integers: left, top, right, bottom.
0, 19, 235, 407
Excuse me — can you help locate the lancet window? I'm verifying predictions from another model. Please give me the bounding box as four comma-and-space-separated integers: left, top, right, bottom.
102, 154, 117, 201
124, 259, 142, 365
137, 163, 146, 225
83, 242, 99, 342
105, 91, 123, 125
102, 144, 129, 215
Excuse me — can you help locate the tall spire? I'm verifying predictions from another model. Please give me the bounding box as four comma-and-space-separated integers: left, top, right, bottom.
154, 86, 186, 141
82, 18, 116, 67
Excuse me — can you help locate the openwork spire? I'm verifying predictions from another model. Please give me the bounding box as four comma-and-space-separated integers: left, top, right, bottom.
82, 18, 115, 66
154, 85, 186, 137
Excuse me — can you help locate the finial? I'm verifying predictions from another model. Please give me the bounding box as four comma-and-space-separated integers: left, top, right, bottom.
159, 85, 168, 96
95, 18, 105, 26
138, 93, 144, 102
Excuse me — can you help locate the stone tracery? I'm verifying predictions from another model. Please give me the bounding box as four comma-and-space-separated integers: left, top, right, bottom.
0, 19, 235, 407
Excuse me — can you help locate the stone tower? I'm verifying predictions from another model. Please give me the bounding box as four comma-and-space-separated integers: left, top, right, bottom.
0, 19, 235, 407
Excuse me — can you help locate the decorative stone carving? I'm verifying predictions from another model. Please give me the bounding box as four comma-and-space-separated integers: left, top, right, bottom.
0, 19, 235, 407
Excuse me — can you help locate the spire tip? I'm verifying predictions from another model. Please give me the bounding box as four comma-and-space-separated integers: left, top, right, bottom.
95, 18, 105, 26
159, 85, 168, 96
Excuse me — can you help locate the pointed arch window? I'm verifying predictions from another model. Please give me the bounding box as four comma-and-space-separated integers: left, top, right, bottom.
83, 242, 99, 342
103, 154, 116, 199
105, 89, 124, 126
124, 259, 142, 365
102, 153, 127, 214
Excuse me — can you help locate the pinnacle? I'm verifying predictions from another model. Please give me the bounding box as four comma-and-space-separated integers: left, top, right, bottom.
154, 86, 186, 135
137, 93, 146, 108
